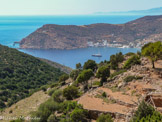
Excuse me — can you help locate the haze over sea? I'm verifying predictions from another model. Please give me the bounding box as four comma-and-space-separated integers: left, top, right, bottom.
0, 15, 141, 68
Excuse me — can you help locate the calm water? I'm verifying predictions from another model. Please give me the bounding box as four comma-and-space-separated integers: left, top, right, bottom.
19, 47, 139, 69
0, 15, 142, 68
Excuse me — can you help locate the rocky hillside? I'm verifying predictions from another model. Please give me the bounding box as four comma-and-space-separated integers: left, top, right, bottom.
20, 15, 162, 49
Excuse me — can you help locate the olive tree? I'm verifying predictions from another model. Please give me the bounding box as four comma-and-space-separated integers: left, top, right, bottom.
96, 66, 110, 86
142, 41, 162, 68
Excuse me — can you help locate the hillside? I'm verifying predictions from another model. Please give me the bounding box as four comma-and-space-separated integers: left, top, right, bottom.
0, 45, 64, 109
39, 58, 72, 74
1, 42, 161, 122
20, 15, 162, 49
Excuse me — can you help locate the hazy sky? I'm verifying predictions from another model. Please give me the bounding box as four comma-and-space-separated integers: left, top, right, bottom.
0, 0, 162, 15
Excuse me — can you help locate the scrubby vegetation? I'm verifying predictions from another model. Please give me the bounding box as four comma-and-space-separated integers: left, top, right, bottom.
97, 114, 113, 122
110, 52, 124, 70
124, 55, 141, 69
2, 41, 162, 122
0, 45, 64, 109
131, 101, 162, 122
142, 41, 162, 68
124, 76, 143, 83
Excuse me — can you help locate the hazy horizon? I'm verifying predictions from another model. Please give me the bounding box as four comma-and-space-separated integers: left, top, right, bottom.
0, 0, 162, 15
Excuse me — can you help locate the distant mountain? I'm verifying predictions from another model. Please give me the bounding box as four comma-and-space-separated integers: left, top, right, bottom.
20, 15, 162, 49
94, 7, 162, 15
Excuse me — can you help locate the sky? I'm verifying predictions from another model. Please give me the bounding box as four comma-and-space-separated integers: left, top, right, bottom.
0, 0, 162, 15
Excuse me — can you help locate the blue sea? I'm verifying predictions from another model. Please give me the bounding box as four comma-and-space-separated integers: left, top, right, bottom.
0, 15, 142, 68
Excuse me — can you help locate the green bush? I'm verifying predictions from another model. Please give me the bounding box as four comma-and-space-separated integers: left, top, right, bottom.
110, 52, 124, 70
124, 76, 143, 83
131, 101, 156, 122
59, 74, 69, 82
93, 81, 101, 86
70, 70, 80, 80
97, 114, 113, 122
31, 100, 59, 122
48, 88, 56, 96
0, 100, 6, 109
139, 111, 162, 122
52, 90, 64, 102
59, 101, 83, 114
47, 114, 58, 122
70, 108, 88, 122
63, 86, 80, 100
110, 69, 126, 79
124, 55, 141, 69
125, 52, 136, 56
96, 66, 110, 85
124, 76, 137, 83
83, 60, 97, 71
102, 92, 107, 98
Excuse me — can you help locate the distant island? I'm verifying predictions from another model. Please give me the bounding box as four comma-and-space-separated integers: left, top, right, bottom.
19, 15, 162, 49
94, 7, 162, 15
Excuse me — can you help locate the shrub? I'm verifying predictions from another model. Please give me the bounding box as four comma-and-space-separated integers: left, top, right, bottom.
59, 101, 83, 114
96, 66, 110, 85
52, 90, 64, 102
41, 86, 48, 92
63, 86, 80, 100
124, 76, 143, 83
70, 108, 88, 122
83, 60, 97, 71
48, 88, 56, 96
102, 92, 107, 98
97, 114, 113, 122
93, 81, 101, 86
140, 111, 162, 121
31, 100, 59, 122
110, 69, 126, 79
141, 41, 162, 68
110, 52, 124, 70
125, 52, 135, 56
76, 63, 82, 70
70, 70, 80, 80
59, 74, 69, 82
124, 76, 137, 83
0, 100, 6, 109
124, 55, 141, 69
47, 114, 58, 122
131, 101, 155, 122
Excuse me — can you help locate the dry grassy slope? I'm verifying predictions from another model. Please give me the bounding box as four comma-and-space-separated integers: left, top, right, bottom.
0, 91, 49, 122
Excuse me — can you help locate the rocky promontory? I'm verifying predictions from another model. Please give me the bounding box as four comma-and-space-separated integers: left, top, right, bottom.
20, 15, 162, 49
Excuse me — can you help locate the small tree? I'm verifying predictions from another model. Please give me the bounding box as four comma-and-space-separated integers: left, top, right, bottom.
63, 86, 80, 100
142, 41, 162, 68
97, 114, 113, 122
83, 60, 97, 71
76, 63, 82, 70
132, 101, 155, 122
96, 66, 110, 86
70, 70, 80, 81
59, 74, 69, 82
124, 55, 141, 69
52, 90, 64, 103
77, 69, 94, 90
70, 108, 88, 122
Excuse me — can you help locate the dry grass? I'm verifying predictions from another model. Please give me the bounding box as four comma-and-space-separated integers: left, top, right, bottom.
0, 90, 49, 122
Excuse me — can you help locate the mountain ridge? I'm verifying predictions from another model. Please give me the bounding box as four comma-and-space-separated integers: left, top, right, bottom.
20, 15, 162, 49
94, 7, 162, 15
